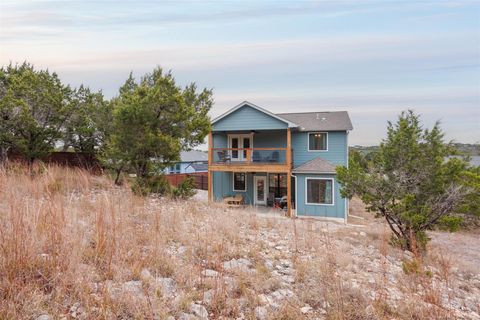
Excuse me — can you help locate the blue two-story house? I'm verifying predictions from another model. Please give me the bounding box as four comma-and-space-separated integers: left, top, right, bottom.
207, 101, 353, 222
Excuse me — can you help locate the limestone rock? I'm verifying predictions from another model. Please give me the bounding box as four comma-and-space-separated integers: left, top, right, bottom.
202, 269, 219, 277
254, 306, 268, 320
190, 303, 208, 319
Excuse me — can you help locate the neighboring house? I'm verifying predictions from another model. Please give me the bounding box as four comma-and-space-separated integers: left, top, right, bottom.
165, 150, 208, 174
207, 101, 353, 222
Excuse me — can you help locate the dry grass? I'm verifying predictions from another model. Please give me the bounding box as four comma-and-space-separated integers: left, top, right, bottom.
0, 165, 477, 319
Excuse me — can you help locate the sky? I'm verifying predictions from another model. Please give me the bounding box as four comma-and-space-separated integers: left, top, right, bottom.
1, 0, 479, 146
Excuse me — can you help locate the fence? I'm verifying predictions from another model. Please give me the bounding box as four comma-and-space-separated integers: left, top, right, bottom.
165, 172, 208, 190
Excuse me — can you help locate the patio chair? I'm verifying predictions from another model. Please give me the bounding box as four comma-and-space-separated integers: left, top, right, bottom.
267, 192, 275, 206
217, 150, 231, 163
271, 151, 279, 163
267, 151, 279, 162
252, 150, 261, 162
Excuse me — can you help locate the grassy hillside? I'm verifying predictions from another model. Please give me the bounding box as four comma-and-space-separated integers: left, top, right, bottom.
0, 166, 478, 319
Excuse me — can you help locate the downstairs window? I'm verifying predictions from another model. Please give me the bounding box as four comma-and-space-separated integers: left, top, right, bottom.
306, 178, 333, 205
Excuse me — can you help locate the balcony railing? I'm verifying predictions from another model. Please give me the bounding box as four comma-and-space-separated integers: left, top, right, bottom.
211, 148, 288, 165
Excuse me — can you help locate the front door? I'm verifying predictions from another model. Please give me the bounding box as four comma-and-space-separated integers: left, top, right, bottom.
254, 176, 267, 205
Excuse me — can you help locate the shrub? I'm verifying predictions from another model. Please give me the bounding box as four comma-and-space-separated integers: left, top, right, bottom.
131, 175, 171, 196
171, 176, 197, 199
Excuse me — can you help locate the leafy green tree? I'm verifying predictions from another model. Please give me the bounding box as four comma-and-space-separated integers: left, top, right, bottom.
104, 68, 212, 186
0, 62, 73, 167
337, 111, 478, 252
63, 85, 112, 154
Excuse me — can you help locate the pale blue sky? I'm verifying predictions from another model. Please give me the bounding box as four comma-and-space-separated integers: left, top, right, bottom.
1, 0, 479, 145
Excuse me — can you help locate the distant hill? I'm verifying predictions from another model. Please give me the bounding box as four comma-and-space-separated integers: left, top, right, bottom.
351, 143, 480, 156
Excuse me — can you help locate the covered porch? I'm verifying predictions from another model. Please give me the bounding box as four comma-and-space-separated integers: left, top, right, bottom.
209, 170, 295, 217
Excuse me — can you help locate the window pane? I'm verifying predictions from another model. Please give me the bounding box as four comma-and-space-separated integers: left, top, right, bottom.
309, 133, 327, 150
243, 138, 250, 158
231, 138, 238, 158
234, 173, 246, 190
307, 179, 333, 204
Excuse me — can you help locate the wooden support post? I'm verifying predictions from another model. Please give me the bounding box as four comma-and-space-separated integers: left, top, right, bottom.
286, 128, 293, 217
286, 128, 292, 167
287, 170, 292, 217
208, 131, 213, 202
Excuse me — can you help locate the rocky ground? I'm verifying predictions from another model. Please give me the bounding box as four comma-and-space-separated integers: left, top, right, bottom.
2, 170, 478, 320
50, 197, 480, 319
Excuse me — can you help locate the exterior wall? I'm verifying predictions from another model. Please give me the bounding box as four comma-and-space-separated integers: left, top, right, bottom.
213, 104, 288, 131
294, 173, 346, 220
164, 162, 207, 174
212, 133, 228, 148
212, 171, 255, 205
291, 131, 348, 167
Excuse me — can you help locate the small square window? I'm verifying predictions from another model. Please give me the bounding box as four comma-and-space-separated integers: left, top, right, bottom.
233, 172, 246, 191
308, 132, 328, 151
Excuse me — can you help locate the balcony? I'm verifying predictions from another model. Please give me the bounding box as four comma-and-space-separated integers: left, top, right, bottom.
209, 148, 291, 172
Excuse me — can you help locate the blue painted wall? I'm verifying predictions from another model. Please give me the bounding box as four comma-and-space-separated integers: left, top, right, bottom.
213, 104, 288, 131
294, 173, 346, 219
291, 131, 348, 167
213, 171, 255, 205
210, 112, 349, 218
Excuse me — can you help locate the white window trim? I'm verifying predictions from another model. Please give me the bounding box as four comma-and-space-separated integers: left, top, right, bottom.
307, 132, 328, 152
232, 172, 247, 192
305, 177, 335, 206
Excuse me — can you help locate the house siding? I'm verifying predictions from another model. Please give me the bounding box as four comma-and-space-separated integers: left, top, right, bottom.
213, 171, 255, 205
213, 104, 288, 131
294, 173, 346, 220
291, 131, 348, 167
209, 103, 350, 221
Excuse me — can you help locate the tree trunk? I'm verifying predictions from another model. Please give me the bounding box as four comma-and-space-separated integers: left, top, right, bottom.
114, 166, 123, 185
0, 146, 8, 164
28, 157, 35, 176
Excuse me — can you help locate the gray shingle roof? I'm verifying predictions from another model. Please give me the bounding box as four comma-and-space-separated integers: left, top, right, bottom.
293, 157, 337, 173
180, 150, 208, 162
276, 111, 353, 131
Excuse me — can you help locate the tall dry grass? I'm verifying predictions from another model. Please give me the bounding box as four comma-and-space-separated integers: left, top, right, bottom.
0, 165, 267, 318
0, 165, 472, 319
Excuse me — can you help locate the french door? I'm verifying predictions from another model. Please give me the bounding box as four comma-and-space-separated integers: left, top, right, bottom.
254, 176, 267, 205
228, 134, 252, 161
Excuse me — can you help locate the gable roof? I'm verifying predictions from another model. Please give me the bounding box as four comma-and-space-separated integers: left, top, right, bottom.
292, 156, 337, 173
277, 111, 353, 131
180, 150, 208, 162
212, 101, 298, 128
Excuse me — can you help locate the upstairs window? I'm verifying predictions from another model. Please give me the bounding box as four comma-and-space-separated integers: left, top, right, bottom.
306, 178, 333, 205
308, 132, 328, 151
233, 172, 246, 191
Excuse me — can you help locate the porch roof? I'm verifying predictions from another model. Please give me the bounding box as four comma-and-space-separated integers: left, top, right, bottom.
292, 156, 337, 174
